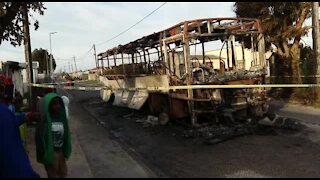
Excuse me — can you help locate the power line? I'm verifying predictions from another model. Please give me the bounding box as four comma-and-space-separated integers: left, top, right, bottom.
78, 52, 91, 61
96, 2, 167, 47
58, 61, 70, 65
55, 57, 73, 61
76, 45, 94, 61
55, 45, 93, 64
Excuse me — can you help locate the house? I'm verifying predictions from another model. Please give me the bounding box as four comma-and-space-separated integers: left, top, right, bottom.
88, 67, 108, 80
0, 60, 39, 97
20, 61, 39, 84
205, 45, 273, 73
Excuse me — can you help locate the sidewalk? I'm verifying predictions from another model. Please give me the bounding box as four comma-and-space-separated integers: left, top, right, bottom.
26, 89, 154, 178
269, 100, 320, 125
67, 92, 155, 178
26, 119, 94, 178
26, 126, 46, 178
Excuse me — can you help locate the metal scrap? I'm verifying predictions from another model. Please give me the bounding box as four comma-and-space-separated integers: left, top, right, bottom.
135, 115, 160, 127
259, 113, 306, 131
183, 113, 305, 145
183, 123, 260, 145
193, 65, 266, 84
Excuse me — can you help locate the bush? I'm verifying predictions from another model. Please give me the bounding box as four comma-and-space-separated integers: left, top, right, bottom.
300, 46, 317, 84
291, 88, 317, 105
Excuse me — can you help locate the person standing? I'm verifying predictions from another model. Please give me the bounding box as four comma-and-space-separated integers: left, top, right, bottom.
35, 92, 72, 178
0, 78, 40, 178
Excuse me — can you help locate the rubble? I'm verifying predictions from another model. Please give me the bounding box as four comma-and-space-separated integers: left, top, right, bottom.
158, 113, 170, 125
193, 65, 266, 84
183, 123, 260, 145
183, 113, 305, 145
135, 115, 160, 128
122, 112, 160, 128
259, 113, 306, 131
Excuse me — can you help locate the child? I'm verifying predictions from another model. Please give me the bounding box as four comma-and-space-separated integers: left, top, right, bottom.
35, 93, 72, 178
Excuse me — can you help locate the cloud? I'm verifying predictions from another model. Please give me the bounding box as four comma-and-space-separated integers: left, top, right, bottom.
0, 2, 314, 72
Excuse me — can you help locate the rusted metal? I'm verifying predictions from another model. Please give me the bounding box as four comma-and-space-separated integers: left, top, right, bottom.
97, 18, 262, 59
97, 17, 269, 127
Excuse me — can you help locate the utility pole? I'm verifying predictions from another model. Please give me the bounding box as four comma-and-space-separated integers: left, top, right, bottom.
45, 49, 49, 74
73, 56, 78, 72
71, 63, 74, 73
93, 44, 98, 68
312, 2, 320, 101
68, 62, 71, 73
22, 2, 34, 108
312, 2, 320, 100
49, 32, 57, 77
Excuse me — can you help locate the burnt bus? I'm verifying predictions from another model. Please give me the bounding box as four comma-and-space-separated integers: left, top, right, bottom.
98, 18, 270, 127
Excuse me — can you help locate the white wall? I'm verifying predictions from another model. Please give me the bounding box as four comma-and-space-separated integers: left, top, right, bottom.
206, 45, 272, 70
22, 69, 38, 84
11, 70, 24, 96
88, 73, 98, 80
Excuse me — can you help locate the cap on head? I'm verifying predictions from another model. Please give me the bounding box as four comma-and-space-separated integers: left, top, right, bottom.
4, 77, 13, 85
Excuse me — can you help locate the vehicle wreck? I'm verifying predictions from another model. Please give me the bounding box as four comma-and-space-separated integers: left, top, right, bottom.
97, 18, 270, 127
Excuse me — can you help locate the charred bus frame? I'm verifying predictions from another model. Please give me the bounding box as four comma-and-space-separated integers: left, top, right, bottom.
97, 18, 269, 127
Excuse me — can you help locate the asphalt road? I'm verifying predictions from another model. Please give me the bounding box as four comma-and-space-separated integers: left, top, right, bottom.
57, 84, 155, 178
59, 81, 320, 178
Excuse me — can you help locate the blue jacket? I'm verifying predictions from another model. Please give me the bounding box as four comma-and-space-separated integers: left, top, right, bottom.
0, 103, 40, 178
8, 103, 27, 125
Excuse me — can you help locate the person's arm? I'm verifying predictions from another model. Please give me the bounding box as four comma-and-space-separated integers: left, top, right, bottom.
15, 112, 40, 126
15, 112, 27, 125
0, 105, 40, 178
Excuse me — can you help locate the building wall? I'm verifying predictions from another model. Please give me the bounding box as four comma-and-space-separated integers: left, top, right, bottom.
21, 61, 39, 83
88, 74, 98, 80
11, 70, 24, 96
0, 61, 25, 96
206, 45, 272, 71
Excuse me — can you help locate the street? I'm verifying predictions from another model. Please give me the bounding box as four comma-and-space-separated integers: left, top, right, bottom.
28, 82, 320, 178
2, 2, 320, 179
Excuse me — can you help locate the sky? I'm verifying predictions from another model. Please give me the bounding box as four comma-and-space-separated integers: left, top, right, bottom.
0, 2, 314, 73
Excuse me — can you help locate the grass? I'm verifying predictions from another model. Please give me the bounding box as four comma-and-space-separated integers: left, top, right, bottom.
86, 79, 99, 83
312, 102, 320, 109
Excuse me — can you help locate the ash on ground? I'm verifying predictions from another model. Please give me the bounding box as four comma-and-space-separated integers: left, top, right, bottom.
183, 114, 306, 145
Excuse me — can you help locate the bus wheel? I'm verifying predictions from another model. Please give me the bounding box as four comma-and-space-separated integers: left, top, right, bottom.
159, 112, 169, 125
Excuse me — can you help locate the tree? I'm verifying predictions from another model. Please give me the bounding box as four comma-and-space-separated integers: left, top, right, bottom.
300, 45, 317, 84
31, 48, 56, 74
0, 2, 46, 46
234, 2, 312, 84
